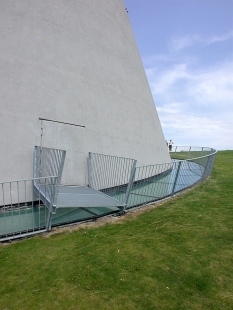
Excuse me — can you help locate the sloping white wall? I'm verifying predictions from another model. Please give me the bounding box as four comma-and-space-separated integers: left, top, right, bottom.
0, 0, 170, 185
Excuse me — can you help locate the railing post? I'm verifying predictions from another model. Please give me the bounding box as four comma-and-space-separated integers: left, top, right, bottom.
124, 160, 137, 208
171, 161, 182, 196
209, 154, 216, 174
188, 146, 191, 158
88, 152, 93, 188
201, 155, 211, 182
46, 205, 53, 231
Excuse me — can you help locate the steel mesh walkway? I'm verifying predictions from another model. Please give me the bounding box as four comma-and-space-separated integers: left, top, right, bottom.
55, 186, 125, 209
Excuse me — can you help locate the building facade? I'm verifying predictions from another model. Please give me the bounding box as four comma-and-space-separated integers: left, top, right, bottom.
0, 0, 170, 185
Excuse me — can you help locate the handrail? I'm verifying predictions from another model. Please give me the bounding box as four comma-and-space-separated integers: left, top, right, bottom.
0, 145, 217, 241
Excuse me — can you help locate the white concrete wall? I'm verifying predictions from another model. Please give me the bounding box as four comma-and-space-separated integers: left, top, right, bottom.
0, 0, 170, 185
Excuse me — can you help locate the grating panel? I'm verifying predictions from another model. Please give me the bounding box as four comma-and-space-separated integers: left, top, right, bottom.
56, 186, 125, 208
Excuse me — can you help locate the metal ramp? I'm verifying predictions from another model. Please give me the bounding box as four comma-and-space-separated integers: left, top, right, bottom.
33, 147, 129, 228
55, 186, 125, 209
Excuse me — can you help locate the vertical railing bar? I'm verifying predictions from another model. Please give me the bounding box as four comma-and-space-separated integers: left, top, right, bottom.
115, 156, 119, 195
113, 156, 117, 189
95, 153, 100, 189
121, 157, 125, 187
47, 149, 52, 177
106, 155, 111, 192
38, 178, 41, 230
149, 165, 155, 199
91, 154, 95, 189
114, 155, 118, 188
111, 155, 116, 189
118, 156, 122, 195
121, 158, 126, 195
144, 166, 150, 199
102, 155, 107, 190
144, 165, 149, 198
97, 154, 102, 190
45, 178, 51, 230
120, 157, 125, 191
2, 183, 6, 236
17, 181, 21, 234
115, 156, 120, 195
25, 180, 29, 233
158, 165, 164, 199
148, 165, 155, 200
93, 154, 96, 189
91, 154, 96, 189
127, 159, 132, 186
9, 182, 14, 236
171, 161, 182, 196
139, 166, 144, 204
49, 149, 54, 177
188, 146, 191, 159
99, 154, 103, 190
118, 156, 122, 189
32, 188, 35, 233
131, 167, 137, 207
124, 160, 137, 206
124, 158, 128, 186
95, 154, 99, 190
88, 153, 93, 188
118, 156, 122, 187
202, 155, 210, 182
99, 154, 104, 190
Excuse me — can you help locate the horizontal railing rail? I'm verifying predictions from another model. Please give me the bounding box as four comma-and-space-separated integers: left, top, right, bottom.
170, 146, 216, 160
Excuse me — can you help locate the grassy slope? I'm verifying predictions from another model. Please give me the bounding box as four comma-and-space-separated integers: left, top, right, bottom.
0, 151, 232, 310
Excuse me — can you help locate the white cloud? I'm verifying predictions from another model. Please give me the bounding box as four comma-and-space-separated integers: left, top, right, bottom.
207, 30, 233, 44
158, 108, 233, 150
169, 34, 200, 52
145, 60, 233, 150
147, 61, 233, 107
146, 63, 192, 95
169, 30, 233, 52
190, 63, 233, 105
143, 28, 233, 150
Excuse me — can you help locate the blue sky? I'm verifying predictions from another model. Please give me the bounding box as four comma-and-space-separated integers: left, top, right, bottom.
124, 0, 233, 150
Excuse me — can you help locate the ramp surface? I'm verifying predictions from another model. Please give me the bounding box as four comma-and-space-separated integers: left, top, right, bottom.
56, 186, 125, 208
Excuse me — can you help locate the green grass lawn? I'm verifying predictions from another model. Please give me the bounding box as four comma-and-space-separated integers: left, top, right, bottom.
0, 151, 232, 310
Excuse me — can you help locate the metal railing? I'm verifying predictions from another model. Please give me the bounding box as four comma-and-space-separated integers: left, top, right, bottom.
0, 146, 217, 241
33, 146, 66, 212
0, 176, 57, 241
88, 152, 137, 204
88, 147, 217, 210
170, 146, 216, 160
0, 146, 67, 241
126, 146, 217, 209
34, 146, 66, 183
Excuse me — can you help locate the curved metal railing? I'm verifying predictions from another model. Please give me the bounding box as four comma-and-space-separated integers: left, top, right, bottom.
124, 146, 217, 209
88, 146, 217, 210
0, 146, 217, 241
